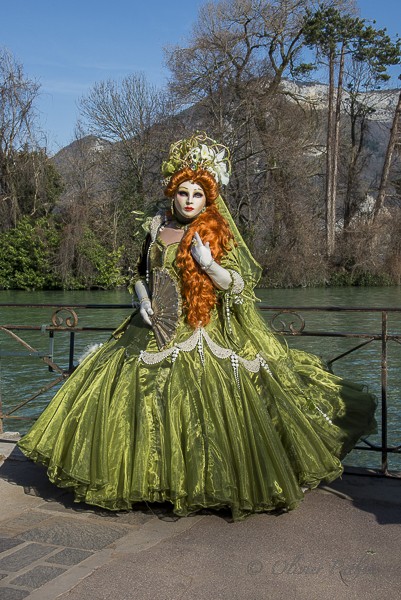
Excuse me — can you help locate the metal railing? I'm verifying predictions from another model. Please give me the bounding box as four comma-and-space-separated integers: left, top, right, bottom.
1, 302, 400, 475
261, 305, 401, 476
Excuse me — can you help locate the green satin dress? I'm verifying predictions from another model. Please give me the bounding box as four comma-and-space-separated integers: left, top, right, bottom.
18, 208, 377, 521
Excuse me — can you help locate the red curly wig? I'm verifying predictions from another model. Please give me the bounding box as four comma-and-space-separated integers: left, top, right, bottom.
164, 167, 235, 328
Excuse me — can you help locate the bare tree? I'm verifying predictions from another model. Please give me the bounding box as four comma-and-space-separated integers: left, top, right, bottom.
0, 48, 41, 228
166, 1, 360, 226
373, 88, 401, 221
78, 73, 170, 200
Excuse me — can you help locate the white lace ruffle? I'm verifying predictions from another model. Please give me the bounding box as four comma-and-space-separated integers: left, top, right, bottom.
137, 328, 333, 424
227, 269, 245, 295
138, 327, 273, 382
223, 270, 245, 332
150, 212, 164, 242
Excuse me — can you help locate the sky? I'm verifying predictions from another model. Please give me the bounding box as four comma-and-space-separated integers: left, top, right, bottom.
2, 0, 401, 154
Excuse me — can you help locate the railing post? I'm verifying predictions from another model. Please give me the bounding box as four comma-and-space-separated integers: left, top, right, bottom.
0, 392, 3, 434
68, 331, 75, 373
381, 311, 388, 474
1, 302, 400, 475
48, 330, 54, 372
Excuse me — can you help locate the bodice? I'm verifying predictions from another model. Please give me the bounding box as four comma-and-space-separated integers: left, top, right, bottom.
148, 238, 181, 291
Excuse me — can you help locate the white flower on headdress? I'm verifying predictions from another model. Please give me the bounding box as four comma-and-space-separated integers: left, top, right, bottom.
214, 163, 230, 186
162, 133, 232, 186
200, 144, 210, 159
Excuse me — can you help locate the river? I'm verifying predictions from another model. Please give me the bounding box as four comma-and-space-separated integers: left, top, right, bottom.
1, 286, 400, 471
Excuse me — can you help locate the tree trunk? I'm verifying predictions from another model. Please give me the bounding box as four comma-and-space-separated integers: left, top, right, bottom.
344, 107, 367, 230
373, 89, 401, 222
331, 44, 345, 237
326, 48, 336, 257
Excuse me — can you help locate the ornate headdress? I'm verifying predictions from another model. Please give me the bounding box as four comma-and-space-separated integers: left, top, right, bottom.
161, 132, 231, 187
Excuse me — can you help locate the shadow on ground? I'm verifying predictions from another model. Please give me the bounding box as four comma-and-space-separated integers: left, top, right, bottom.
0, 445, 237, 523
1, 444, 400, 526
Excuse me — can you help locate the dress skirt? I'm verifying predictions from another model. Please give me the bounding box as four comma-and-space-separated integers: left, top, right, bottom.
18, 237, 377, 521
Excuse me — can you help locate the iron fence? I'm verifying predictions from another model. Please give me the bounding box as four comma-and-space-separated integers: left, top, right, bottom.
1, 302, 400, 476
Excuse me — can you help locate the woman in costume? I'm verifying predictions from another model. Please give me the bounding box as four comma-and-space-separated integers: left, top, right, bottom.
18, 133, 376, 521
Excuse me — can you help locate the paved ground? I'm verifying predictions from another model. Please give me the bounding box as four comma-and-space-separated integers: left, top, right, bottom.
1, 434, 400, 600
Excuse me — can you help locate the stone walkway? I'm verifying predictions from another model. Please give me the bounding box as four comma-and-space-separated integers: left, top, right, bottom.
1, 436, 401, 600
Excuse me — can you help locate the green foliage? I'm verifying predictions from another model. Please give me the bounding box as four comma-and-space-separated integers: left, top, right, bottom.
75, 229, 126, 289
303, 7, 365, 54
0, 217, 125, 291
42, 159, 65, 209
353, 25, 401, 82
291, 62, 316, 78
1, 149, 65, 229
328, 269, 394, 287
0, 217, 61, 290
302, 7, 401, 85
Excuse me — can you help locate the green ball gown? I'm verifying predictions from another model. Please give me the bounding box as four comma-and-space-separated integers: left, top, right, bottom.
18, 199, 377, 521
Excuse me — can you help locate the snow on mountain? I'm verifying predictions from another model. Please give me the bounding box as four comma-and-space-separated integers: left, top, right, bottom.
282, 80, 399, 122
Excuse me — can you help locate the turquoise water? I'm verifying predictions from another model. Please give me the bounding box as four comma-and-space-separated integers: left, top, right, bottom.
260, 287, 401, 472
1, 287, 400, 471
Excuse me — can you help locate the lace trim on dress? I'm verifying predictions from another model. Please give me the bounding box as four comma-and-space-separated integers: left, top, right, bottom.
228, 269, 245, 295
223, 269, 245, 332
150, 212, 165, 242
138, 327, 273, 382
137, 328, 333, 423
145, 211, 168, 284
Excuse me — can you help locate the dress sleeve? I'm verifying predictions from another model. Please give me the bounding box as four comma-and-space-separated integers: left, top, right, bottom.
219, 242, 258, 301
127, 234, 151, 295
218, 243, 260, 338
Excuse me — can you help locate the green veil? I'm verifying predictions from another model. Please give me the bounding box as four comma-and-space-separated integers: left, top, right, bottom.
216, 195, 262, 289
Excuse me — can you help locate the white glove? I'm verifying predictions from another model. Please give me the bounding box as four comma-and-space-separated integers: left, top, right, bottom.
190, 232, 232, 290
135, 280, 153, 326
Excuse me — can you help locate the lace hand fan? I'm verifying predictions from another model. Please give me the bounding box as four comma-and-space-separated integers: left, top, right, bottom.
150, 268, 181, 349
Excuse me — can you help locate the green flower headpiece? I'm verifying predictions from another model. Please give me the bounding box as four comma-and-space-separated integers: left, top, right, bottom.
161, 132, 231, 187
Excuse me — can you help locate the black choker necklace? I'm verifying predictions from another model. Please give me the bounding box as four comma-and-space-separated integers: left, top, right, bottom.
173, 214, 194, 229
